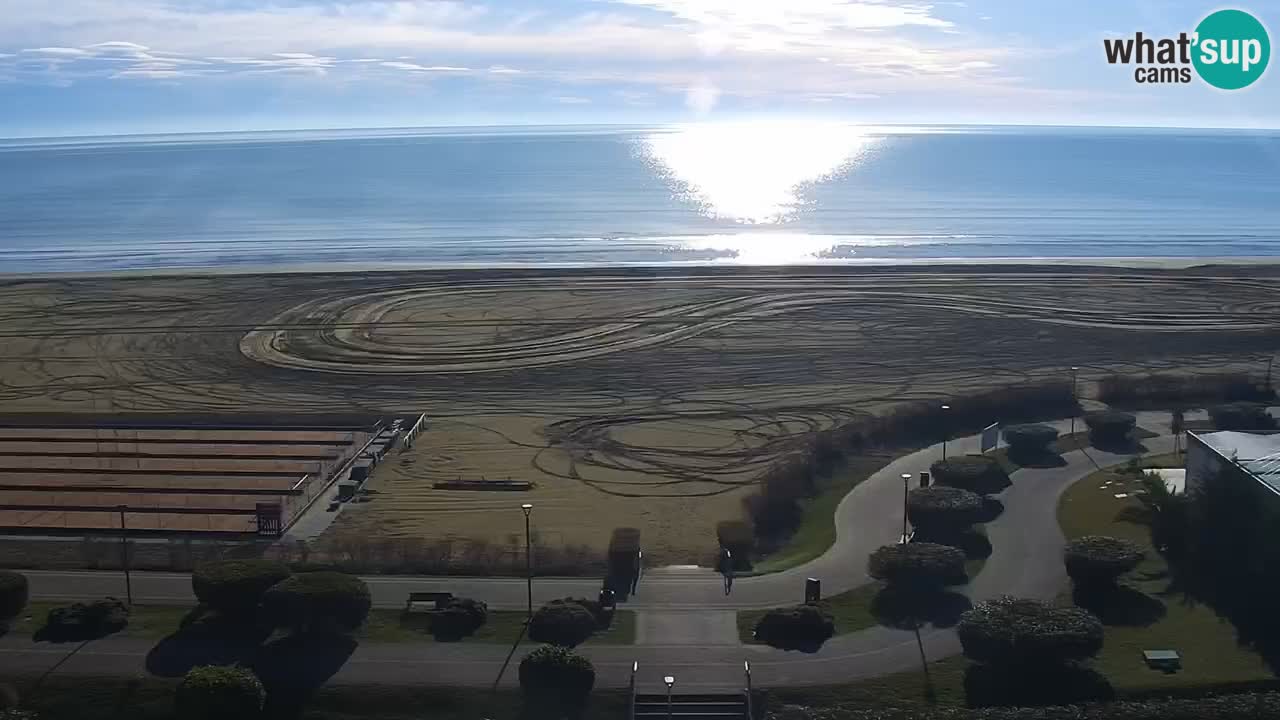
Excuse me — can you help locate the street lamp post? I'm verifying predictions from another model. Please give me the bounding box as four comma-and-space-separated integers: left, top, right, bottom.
1070, 367, 1080, 442
118, 505, 133, 605
901, 473, 913, 542
664, 676, 675, 720
521, 503, 534, 619
940, 405, 951, 460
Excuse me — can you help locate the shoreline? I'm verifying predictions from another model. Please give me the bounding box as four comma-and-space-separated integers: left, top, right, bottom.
5, 256, 1280, 282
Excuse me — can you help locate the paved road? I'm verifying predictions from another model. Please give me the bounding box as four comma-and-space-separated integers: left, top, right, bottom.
4, 417, 1178, 690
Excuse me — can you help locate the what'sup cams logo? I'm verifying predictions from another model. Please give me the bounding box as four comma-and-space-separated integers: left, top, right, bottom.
1104, 9, 1270, 88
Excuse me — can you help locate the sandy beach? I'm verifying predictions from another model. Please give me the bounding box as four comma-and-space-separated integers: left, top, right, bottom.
1, 264, 1278, 563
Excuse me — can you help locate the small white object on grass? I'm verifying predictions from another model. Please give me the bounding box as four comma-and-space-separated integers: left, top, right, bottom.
1114, 493, 1129, 498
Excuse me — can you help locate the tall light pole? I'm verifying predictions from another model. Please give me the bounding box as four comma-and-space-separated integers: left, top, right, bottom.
118, 505, 133, 606
940, 405, 951, 460
1070, 366, 1080, 443
901, 473, 913, 542
664, 675, 675, 720
521, 503, 534, 619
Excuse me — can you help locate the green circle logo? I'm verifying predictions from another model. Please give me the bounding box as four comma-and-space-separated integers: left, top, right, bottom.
1193, 9, 1270, 89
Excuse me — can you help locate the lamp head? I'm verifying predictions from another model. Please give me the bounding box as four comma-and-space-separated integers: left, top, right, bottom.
521, 503, 533, 516
663, 676, 675, 688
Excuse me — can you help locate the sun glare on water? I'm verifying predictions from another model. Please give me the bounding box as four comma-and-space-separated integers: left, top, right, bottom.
640, 122, 878, 225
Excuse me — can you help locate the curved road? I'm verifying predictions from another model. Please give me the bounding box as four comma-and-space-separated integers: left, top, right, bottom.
1, 415, 1178, 692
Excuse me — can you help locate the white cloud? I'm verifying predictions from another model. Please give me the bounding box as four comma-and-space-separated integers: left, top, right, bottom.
554, 95, 591, 104
488, 65, 522, 74
23, 47, 90, 57
381, 61, 470, 72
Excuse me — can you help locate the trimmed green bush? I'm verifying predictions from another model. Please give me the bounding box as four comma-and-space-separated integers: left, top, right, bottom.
429, 597, 488, 640
175, 665, 264, 720
1083, 411, 1135, 444
528, 600, 597, 647
0, 571, 29, 621
1098, 371, 1271, 409
753, 604, 835, 650
518, 645, 595, 709
1002, 424, 1059, 455
1210, 401, 1277, 431
40, 598, 129, 642
192, 559, 291, 617
1064, 535, 1145, 588
958, 596, 1103, 667
906, 486, 984, 534
929, 456, 1008, 494
261, 571, 370, 633
867, 542, 967, 589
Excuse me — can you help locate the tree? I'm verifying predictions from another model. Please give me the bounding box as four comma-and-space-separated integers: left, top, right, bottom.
1001, 424, 1059, 457
518, 645, 595, 716
192, 560, 291, 618
906, 486, 984, 536
1063, 535, 1145, 589
0, 571, 29, 624
958, 596, 1103, 667
261, 572, 371, 634
752, 604, 835, 650
1084, 411, 1136, 445
528, 600, 597, 647
867, 543, 967, 590
929, 456, 1009, 494
175, 666, 265, 720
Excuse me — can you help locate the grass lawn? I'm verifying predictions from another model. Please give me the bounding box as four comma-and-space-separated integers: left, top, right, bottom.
761, 656, 969, 711
750, 453, 895, 574
359, 608, 635, 645
1056, 460, 1275, 693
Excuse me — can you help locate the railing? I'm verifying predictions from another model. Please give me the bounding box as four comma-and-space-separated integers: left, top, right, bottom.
743, 661, 753, 720
401, 413, 428, 451
629, 661, 638, 720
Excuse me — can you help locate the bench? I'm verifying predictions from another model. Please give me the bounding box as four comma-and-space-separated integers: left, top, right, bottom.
404, 591, 453, 613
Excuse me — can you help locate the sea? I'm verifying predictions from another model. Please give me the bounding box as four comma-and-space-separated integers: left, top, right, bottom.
1, 124, 1279, 274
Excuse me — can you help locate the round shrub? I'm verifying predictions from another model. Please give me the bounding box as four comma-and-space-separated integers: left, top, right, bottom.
929, 456, 1008, 494
0, 571, 29, 621
958, 596, 1103, 667
175, 665, 264, 720
261, 571, 371, 633
867, 542, 967, 590
1002, 424, 1059, 454
1064, 535, 1145, 588
192, 560, 291, 617
906, 486, 984, 533
1084, 411, 1136, 444
430, 597, 488, 639
528, 600, 598, 647
753, 604, 835, 650
1210, 402, 1277, 431
518, 645, 595, 706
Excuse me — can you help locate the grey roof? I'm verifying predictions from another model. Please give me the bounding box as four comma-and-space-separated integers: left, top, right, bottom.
1195, 431, 1280, 493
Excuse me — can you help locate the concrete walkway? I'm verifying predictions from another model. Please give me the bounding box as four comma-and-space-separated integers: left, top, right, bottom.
5, 414, 1179, 691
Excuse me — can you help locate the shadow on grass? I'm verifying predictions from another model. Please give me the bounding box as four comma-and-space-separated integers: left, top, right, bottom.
145, 610, 271, 677
914, 529, 992, 561
871, 587, 972, 630
1072, 584, 1167, 627
964, 662, 1114, 708
251, 632, 357, 718
976, 497, 1005, 524
1007, 448, 1068, 469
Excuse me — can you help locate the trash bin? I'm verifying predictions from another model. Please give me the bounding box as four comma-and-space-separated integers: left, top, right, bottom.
805, 577, 821, 604
920, 471, 931, 488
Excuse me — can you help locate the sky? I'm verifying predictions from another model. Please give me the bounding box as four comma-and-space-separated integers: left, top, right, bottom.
1, 0, 1277, 136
